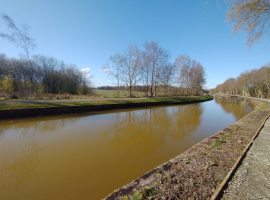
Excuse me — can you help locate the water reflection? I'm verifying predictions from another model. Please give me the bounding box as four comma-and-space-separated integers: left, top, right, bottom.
214, 96, 254, 120
0, 98, 253, 200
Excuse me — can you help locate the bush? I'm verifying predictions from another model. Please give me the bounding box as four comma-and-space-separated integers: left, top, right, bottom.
0, 75, 14, 95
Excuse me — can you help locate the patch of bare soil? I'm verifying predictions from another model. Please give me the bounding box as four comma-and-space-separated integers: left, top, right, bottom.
105, 105, 270, 200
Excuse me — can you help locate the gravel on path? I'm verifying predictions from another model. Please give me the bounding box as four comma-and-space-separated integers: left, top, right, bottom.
222, 119, 270, 200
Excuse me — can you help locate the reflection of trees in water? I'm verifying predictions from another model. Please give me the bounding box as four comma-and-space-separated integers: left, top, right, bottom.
0, 106, 204, 199
108, 104, 202, 140
0, 116, 80, 135
100, 104, 203, 168
0, 104, 204, 181
173, 104, 202, 138
214, 96, 253, 120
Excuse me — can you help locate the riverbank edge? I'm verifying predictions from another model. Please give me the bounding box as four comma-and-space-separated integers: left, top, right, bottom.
105, 96, 270, 200
0, 96, 213, 120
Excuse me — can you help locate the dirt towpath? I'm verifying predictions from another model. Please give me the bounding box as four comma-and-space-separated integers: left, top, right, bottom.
222, 118, 270, 200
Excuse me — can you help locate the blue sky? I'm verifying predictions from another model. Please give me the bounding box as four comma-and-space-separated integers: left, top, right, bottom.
0, 0, 269, 88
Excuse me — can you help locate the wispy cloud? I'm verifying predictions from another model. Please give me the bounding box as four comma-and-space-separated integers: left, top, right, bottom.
80, 67, 91, 78
100, 66, 111, 74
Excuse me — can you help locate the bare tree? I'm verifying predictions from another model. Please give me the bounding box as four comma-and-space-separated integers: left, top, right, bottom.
0, 14, 35, 65
141, 51, 151, 96
33, 55, 59, 93
110, 45, 142, 97
189, 62, 206, 95
157, 64, 176, 95
175, 55, 205, 95
214, 64, 270, 98
0, 54, 90, 97
122, 46, 142, 97
143, 41, 168, 97
109, 54, 123, 97
228, 0, 270, 44
175, 55, 192, 95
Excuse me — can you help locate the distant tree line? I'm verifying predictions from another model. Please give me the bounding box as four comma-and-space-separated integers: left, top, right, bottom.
214, 0, 270, 98
0, 54, 90, 97
213, 65, 270, 98
0, 15, 206, 98
108, 42, 206, 97
0, 15, 91, 98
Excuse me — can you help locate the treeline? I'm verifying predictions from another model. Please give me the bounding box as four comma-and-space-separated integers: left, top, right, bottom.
108, 41, 206, 97
0, 15, 90, 98
213, 65, 270, 98
0, 41, 207, 98
0, 54, 90, 97
0, 15, 206, 98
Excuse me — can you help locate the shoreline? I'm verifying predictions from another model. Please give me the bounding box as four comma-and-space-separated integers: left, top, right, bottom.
105, 96, 270, 199
0, 95, 213, 120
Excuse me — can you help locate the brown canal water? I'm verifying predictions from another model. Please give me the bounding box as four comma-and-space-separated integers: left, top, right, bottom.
0, 97, 253, 200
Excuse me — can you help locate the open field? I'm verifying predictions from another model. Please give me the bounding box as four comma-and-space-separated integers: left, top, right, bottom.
0, 89, 182, 100
93, 89, 145, 98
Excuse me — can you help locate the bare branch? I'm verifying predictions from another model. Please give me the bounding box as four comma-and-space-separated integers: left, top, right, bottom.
0, 14, 35, 63
228, 0, 270, 45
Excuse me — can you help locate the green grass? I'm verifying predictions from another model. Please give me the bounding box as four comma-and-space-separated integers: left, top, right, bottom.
211, 137, 226, 148
128, 186, 158, 200
130, 191, 143, 200
93, 89, 145, 98
0, 95, 213, 111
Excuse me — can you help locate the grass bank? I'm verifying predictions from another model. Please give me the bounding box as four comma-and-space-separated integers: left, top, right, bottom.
105, 98, 270, 200
93, 89, 145, 98
0, 95, 213, 119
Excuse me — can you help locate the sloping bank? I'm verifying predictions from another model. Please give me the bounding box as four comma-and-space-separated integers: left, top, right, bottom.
105, 96, 270, 200
0, 95, 212, 120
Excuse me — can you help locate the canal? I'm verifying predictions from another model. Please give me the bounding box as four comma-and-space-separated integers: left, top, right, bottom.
0, 97, 253, 199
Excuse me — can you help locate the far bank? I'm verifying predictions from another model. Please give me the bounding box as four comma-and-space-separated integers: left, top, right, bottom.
0, 95, 213, 120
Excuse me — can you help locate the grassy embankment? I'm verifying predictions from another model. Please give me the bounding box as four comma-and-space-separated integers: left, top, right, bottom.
0, 94, 213, 119
0, 95, 212, 110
